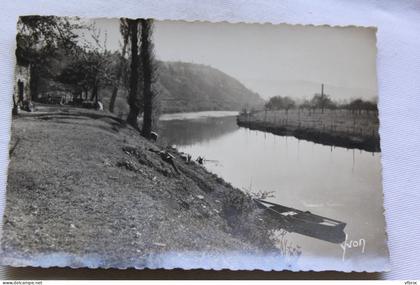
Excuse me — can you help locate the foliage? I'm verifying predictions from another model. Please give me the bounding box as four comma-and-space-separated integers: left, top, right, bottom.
16, 16, 82, 66
55, 23, 119, 103
265, 96, 296, 111
16, 16, 84, 100
346, 98, 378, 112
293, 94, 377, 113
309, 93, 336, 110
158, 61, 264, 113
56, 49, 117, 101
100, 61, 266, 117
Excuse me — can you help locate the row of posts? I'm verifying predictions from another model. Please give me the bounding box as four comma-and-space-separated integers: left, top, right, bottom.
242, 109, 379, 138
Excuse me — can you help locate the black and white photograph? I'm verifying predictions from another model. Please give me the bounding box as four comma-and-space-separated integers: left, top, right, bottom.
0, 16, 389, 272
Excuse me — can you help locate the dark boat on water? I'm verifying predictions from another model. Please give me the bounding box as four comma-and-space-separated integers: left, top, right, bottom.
254, 199, 346, 244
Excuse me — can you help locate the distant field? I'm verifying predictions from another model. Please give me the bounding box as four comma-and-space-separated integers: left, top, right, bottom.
237, 109, 380, 152
246, 109, 379, 138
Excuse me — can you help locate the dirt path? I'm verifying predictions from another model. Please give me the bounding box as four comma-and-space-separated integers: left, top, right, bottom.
1, 106, 281, 269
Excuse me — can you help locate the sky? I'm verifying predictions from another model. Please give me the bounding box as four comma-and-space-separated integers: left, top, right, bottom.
91, 18, 378, 100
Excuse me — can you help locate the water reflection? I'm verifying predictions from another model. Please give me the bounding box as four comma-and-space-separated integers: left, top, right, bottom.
159, 112, 388, 263
159, 115, 239, 147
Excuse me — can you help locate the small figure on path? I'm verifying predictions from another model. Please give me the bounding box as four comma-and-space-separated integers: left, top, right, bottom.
95, 101, 104, 111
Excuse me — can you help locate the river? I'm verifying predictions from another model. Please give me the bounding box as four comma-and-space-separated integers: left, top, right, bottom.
159, 111, 388, 264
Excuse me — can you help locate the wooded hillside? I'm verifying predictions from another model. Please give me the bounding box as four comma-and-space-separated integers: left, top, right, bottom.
157, 62, 264, 113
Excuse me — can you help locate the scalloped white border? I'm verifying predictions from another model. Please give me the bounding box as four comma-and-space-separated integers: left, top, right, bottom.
1, 0, 419, 279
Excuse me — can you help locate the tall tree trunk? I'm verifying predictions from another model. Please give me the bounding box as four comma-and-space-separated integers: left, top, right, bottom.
91, 81, 98, 103
109, 84, 119, 113
140, 19, 154, 139
126, 19, 140, 129
95, 85, 99, 104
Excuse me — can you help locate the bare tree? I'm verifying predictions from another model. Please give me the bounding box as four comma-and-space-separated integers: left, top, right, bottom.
109, 19, 129, 113
58, 24, 114, 106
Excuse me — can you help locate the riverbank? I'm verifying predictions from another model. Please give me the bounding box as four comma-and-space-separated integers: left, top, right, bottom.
237, 109, 380, 152
1, 106, 282, 269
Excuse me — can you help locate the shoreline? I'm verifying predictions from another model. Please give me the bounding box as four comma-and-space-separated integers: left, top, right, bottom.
237, 110, 380, 152
1, 106, 286, 268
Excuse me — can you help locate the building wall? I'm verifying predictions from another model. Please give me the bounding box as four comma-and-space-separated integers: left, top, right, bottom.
13, 64, 31, 105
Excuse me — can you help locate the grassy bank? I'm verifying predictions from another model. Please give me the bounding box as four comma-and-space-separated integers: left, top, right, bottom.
1, 106, 283, 269
237, 109, 380, 152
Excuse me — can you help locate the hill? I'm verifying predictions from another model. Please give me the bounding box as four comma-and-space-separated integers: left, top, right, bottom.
157, 62, 265, 113
102, 61, 265, 117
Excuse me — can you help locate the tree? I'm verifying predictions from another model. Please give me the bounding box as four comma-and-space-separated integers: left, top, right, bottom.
86, 26, 118, 105
55, 50, 89, 100
265, 96, 296, 111
299, 99, 312, 110
16, 16, 82, 100
120, 18, 159, 133
109, 19, 130, 113
56, 28, 116, 105
140, 19, 157, 139
126, 19, 141, 129
347, 98, 378, 113
309, 93, 336, 112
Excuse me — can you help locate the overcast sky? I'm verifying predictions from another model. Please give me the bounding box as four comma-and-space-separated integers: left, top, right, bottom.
92, 19, 378, 100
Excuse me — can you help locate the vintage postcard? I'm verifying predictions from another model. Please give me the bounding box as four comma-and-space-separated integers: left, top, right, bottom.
0, 17, 389, 271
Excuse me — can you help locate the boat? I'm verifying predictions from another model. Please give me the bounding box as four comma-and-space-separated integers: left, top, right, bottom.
254, 199, 346, 244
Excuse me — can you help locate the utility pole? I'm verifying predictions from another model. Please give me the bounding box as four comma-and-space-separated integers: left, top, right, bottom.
321, 83, 325, 113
